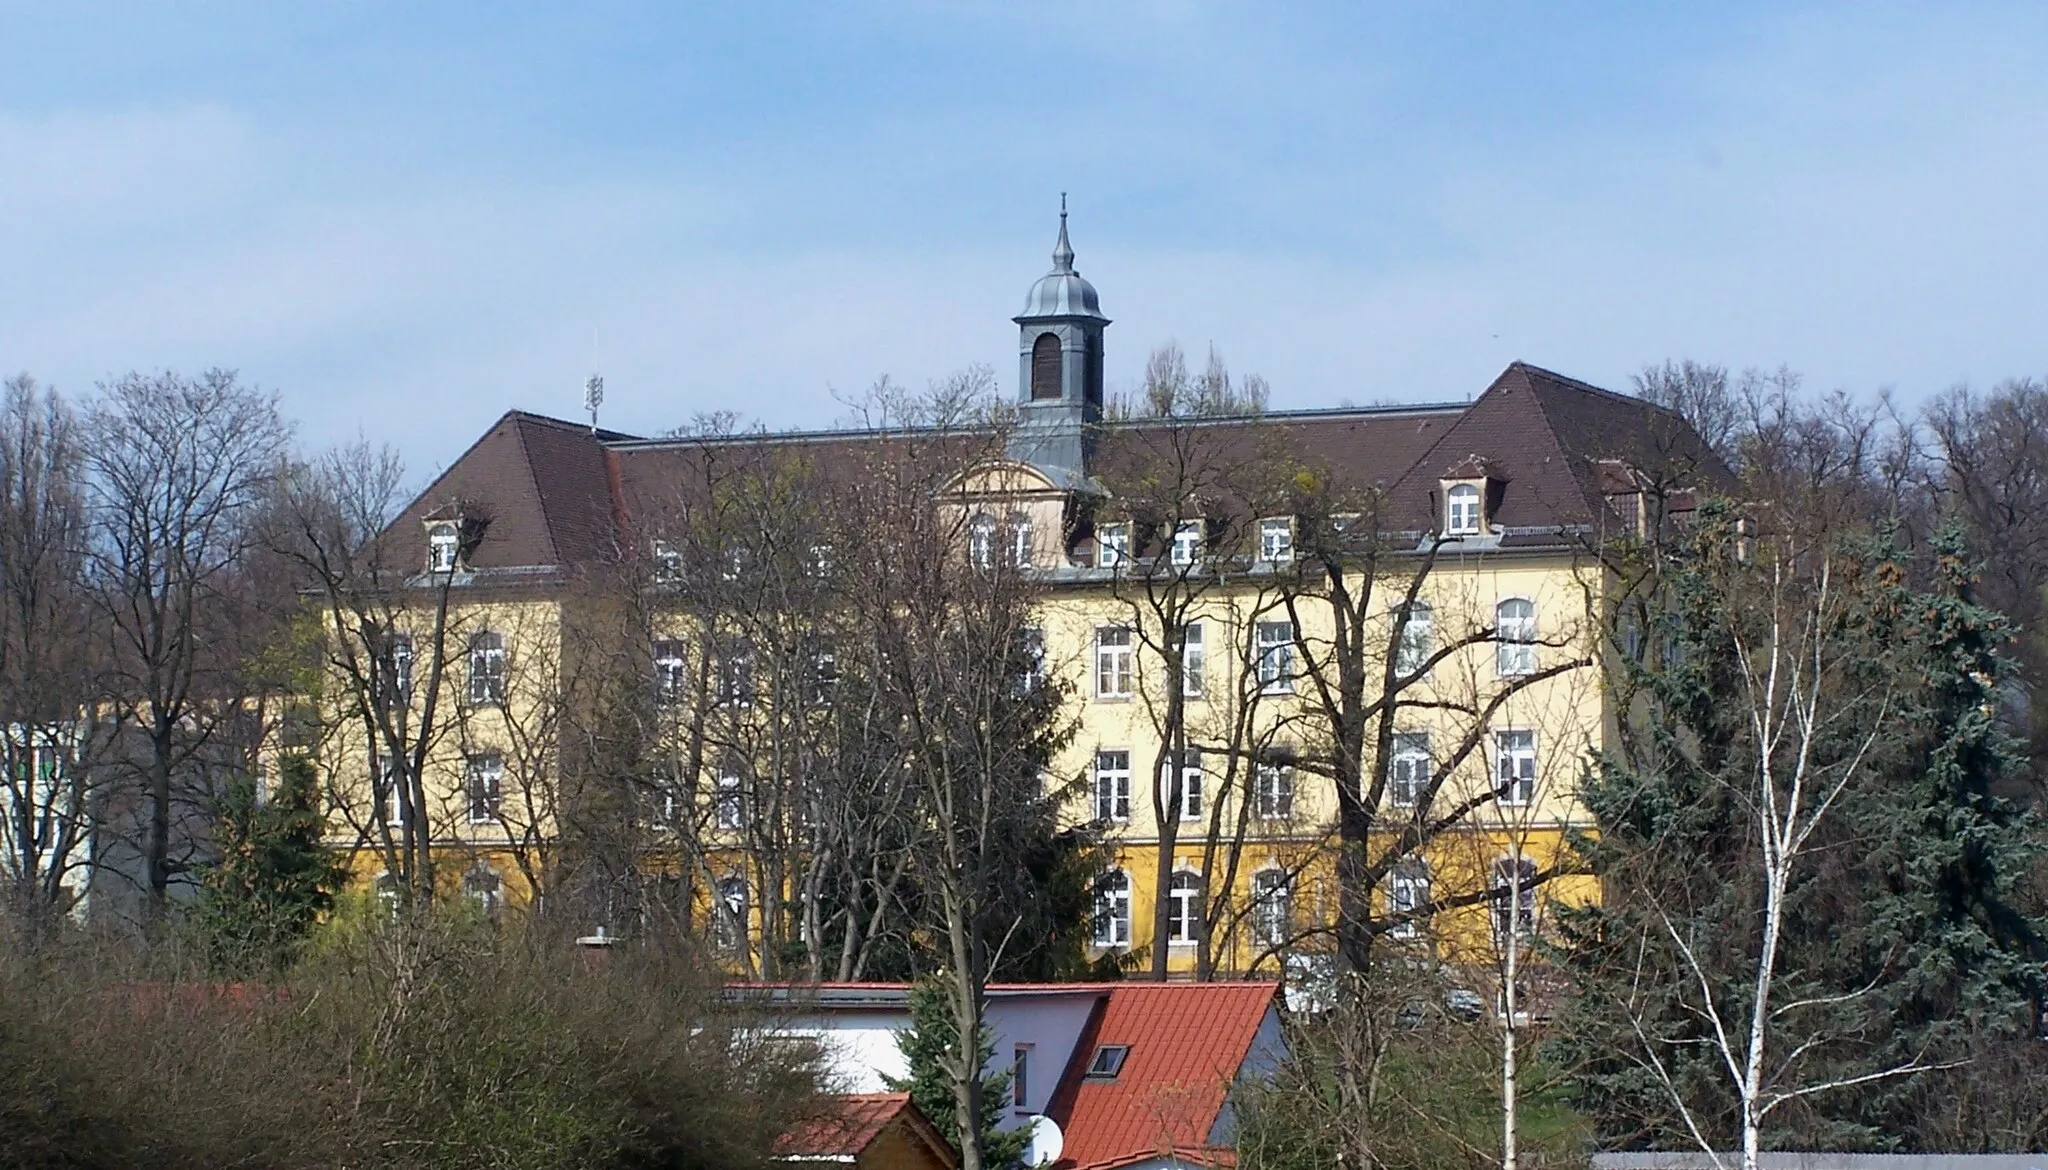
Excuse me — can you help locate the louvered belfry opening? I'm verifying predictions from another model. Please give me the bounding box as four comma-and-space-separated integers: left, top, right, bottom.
1031, 332, 1063, 400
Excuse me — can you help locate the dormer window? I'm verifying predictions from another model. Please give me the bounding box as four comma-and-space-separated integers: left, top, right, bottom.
1170, 520, 1205, 567
427, 523, 460, 573
1446, 483, 1483, 536
1259, 517, 1294, 563
1098, 522, 1131, 569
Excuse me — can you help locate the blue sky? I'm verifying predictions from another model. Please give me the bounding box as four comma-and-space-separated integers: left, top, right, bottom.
3, 3, 2044, 471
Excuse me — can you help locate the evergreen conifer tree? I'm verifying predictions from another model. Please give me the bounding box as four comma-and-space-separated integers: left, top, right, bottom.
191, 753, 346, 976
1551, 514, 2047, 1152
885, 978, 1029, 1169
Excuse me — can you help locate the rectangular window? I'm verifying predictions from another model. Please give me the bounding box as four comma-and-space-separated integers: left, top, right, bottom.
1254, 760, 1293, 820
715, 773, 746, 830
1496, 599, 1538, 676
1013, 627, 1046, 695
428, 523, 459, 573
1093, 872, 1132, 948
1394, 602, 1433, 676
1098, 522, 1131, 568
719, 641, 755, 708
1252, 871, 1291, 946
1259, 517, 1294, 563
652, 539, 683, 586
375, 753, 405, 828
465, 752, 503, 824
1013, 1045, 1031, 1113
467, 631, 507, 707
1168, 872, 1201, 944
1256, 621, 1296, 694
1389, 731, 1431, 808
1170, 520, 1205, 567
1095, 627, 1134, 699
384, 632, 414, 705
1495, 730, 1537, 806
1093, 750, 1131, 822
1492, 857, 1539, 942
1389, 865, 1431, 939
653, 639, 688, 706
1162, 750, 1204, 822
1447, 483, 1483, 535
1178, 622, 1205, 698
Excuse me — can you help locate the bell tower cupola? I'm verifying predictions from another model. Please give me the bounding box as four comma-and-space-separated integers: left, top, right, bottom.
1010, 197, 1109, 478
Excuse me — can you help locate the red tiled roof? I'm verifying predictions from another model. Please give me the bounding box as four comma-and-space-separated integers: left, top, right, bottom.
1045, 983, 1279, 1170
774, 1092, 957, 1166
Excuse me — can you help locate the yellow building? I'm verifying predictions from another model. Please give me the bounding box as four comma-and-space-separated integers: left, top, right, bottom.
317, 214, 1723, 981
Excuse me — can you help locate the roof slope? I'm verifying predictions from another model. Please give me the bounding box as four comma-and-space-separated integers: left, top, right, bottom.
1389, 362, 1732, 533
1046, 983, 1278, 1170
773, 1092, 958, 1167
390, 411, 635, 572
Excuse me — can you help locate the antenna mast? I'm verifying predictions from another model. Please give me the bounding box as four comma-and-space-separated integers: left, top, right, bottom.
584, 372, 604, 434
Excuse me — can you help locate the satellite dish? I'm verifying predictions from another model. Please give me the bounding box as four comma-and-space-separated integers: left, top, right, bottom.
1023, 1115, 1064, 1167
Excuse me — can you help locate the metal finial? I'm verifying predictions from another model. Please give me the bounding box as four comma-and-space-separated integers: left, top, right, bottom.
1052, 195, 1075, 274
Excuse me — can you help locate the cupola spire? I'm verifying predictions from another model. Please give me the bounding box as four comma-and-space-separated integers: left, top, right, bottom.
1052, 192, 1075, 274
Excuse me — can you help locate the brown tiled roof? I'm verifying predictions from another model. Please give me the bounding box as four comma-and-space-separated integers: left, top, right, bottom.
773, 1092, 958, 1167
391, 364, 1728, 570
1387, 361, 1732, 534
391, 411, 638, 573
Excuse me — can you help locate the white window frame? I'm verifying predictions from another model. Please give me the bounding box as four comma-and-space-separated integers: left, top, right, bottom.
718, 640, 755, 708
715, 772, 746, 830
1095, 626, 1134, 700
1446, 483, 1483, 535
968, 512, 997, 570
653, 639, 687, 706
375, 752, 405, 828
464, 751, 502, 824
1097, 522, 1131, 569
1093, 750, 1131, 822
1013, 626, 1046, 695
1491, 856, 1539, 942
1006, 514, 1033, 569
1170, 520, 1205, 567
427, 523, 459, 573
1162, 751, 1204, 822
1389, 731, 1431, 808
1167, 870, 1202, 945
467, 630, 507, 707
1178, 622, 1205, 698
1258, 517, 1294, 563
1093, 869, 1132, 948
652, 539, 683, 586
1494, 728, 1538, 806
1256, 620, 1296, 694
1254, 759, 1293, 820
1389, 862, 1431, 939
1395, 601, 1433, 676
1496, 597, 1538, 676
1251, 869, 1291, 946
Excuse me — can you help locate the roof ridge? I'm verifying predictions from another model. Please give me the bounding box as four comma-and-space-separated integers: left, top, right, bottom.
505, 408, 643, 442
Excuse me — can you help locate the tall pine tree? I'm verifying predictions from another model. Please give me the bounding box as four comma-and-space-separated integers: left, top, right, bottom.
1552, 514, 2047, 1152
191, 752, 345, 976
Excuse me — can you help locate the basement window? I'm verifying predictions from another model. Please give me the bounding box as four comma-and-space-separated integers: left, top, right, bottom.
1085, 1045, 1130, 1079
